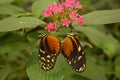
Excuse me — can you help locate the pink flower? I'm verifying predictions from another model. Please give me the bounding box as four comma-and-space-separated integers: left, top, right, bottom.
43, 6, 53, 17
64, 0, 80, 8
45, 23, 58, 32
70, 11, 78, 20
43, 2, 63, 17
53, 2, 63, 13
62, 18, 71, 27
70, 11, 84, 25
76, 15, 84, 25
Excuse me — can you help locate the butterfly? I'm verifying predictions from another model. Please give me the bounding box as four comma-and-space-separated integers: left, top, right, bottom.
38, 34, 61, 71
61, 32, 86, 72
38, 33, 85, 72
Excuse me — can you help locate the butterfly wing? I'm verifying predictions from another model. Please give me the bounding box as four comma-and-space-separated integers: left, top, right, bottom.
38, 35, 61, 71
62, 34, 86, 72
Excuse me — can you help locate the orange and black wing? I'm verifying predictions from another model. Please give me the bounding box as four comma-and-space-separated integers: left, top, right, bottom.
62, 33, 86, 72
38, 34, 61, 71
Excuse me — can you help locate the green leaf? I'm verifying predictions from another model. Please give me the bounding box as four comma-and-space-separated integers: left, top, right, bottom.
0, 16, 44, 32
114, 55, 120, 79
0, 32, 29, 54
26, 52, 65, 80
0, 3, 24, 15
0, 32, 9, 39
92, 25, 108, 33
74, 26, 120, 58
31, 0, 55, 17
0, 66, 12, 80
115, 64, 120, 79
103, 34, 120, 57
0, 0, 14, 3
83, 9, 120, 25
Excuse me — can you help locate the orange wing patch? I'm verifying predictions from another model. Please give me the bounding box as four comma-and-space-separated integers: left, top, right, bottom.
46, 36, 61, 55
62, 37, 73, 57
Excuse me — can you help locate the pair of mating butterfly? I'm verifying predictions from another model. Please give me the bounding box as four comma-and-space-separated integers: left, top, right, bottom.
38, 32, 86, 72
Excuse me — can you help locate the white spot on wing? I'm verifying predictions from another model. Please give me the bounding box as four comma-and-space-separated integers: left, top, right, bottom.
47, 59, 50, 62
83, 64, 85, 67
47, 64, 50, 67
47, 55, 51, 58
38, 55, 40, 57
82, 52, 84, 54
79, 67, 82, 71
74, 60, 76, 63
46, 67, 49, 70
41, 57, 46, 61
42, 66, 46, 70
78, 56, 82, 61
78, 46, 81, 52
76, 69, 79, 72
51, 59, 54, 63
69, 61, 71, 64
40, 49, 45, 54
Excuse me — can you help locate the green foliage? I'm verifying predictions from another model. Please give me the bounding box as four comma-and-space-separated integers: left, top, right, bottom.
0, 32, 29, 54
0, 3, 24, 15
0, 0, 120, 80
0, 0, 14, 3
0, 16, 44, 32
115, 55, 120, 79
83, 9, 120, 25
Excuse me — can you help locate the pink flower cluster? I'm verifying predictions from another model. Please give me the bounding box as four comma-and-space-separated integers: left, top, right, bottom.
70, 11, 84, 25
43, 2, 63, 17
45, 23, 57, 32
64, 0, 81, 8
43, 0, 84, 32
62, 18, 71, 27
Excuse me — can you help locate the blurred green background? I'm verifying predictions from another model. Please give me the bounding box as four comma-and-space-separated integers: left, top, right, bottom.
0, 0, 120, 80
